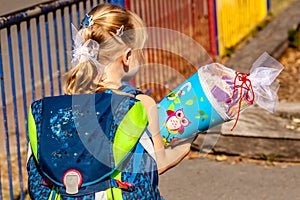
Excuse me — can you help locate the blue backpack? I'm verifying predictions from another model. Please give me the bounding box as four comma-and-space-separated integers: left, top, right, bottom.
26, 87, 163, 200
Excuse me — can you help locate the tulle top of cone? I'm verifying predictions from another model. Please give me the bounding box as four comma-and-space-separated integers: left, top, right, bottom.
198, 63, 254, 121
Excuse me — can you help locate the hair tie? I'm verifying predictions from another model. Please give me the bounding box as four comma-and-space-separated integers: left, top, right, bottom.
81, 14, 94, 29
71, 24, 104, 79
116, 25, 124, 37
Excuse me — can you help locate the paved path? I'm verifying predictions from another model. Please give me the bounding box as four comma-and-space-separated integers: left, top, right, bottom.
159, 157, 300, 200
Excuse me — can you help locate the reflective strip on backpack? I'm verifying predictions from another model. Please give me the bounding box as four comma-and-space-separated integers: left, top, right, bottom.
95, 191, 108, 200
48, 188, 60, 200
28, 106, 38, 161
113, 101, 148, 165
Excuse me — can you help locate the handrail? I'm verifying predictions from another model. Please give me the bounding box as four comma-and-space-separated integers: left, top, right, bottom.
0, 0, 85, 28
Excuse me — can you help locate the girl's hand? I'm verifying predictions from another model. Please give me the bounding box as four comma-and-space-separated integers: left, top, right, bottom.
136, 94, 191, 174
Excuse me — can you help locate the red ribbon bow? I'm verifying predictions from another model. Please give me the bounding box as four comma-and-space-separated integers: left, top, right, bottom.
228, 72, 255, 131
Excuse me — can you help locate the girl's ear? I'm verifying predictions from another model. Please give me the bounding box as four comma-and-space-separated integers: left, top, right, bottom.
122, 49, 132, 66
122, 49, 131, 72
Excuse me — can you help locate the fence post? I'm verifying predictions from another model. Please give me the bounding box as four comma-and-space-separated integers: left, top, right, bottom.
17, 23, 26, 200
27, 20, 36, 101
124, 0, 130, 9
267, 0, 271, 12
0, 33, 14, 200
109, 0, 125, 7
208, 0, 218, 58
36, 17, 46, 97
45, 14, 55, 97
53, 12, 63, 95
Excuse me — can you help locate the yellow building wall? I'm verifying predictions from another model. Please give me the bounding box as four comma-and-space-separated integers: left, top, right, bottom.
216, 0, 268, 56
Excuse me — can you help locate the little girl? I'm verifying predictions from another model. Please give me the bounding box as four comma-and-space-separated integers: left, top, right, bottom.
27, 3, 190, 199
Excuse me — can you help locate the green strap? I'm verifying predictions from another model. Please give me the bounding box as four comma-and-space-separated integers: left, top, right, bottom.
106, 171, 123, 200
113, 101, 148, 165
110, 101, 148, 199
28, 106, 38, 161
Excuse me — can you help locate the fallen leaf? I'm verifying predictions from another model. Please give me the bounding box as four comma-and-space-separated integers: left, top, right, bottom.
292, 117, 300, 123
187, 151, 200, 159
285, 124, 295, 130
216, 155, 228, 161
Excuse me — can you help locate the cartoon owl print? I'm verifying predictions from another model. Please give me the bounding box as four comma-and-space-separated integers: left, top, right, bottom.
165, 108, 191, 134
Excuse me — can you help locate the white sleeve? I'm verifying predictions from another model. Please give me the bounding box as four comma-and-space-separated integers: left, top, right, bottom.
26, 142, 33, 164
139, 131, 156, 161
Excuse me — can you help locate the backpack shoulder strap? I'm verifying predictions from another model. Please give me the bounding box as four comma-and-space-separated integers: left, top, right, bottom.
28, 99, 43, 162
120, 85, 144, 96
113, 98, 148, 165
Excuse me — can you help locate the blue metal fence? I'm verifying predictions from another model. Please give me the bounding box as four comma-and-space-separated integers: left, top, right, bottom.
0, 1, 109, 199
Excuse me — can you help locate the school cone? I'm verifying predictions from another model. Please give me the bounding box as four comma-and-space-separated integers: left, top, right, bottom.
157, 52, 284, 147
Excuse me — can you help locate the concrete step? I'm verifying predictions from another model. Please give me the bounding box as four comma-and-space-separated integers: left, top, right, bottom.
219, 102, 300, 162
193, 103, 300, 162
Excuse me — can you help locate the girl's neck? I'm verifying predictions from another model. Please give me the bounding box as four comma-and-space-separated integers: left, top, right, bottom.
101, 79, 123, 90
102, 61, 124, 90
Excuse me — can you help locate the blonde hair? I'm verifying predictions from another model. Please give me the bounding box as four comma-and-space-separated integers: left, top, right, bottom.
65, 4, 147, 94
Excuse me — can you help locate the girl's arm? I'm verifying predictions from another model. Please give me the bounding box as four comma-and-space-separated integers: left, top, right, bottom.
136, 94, 191, 174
